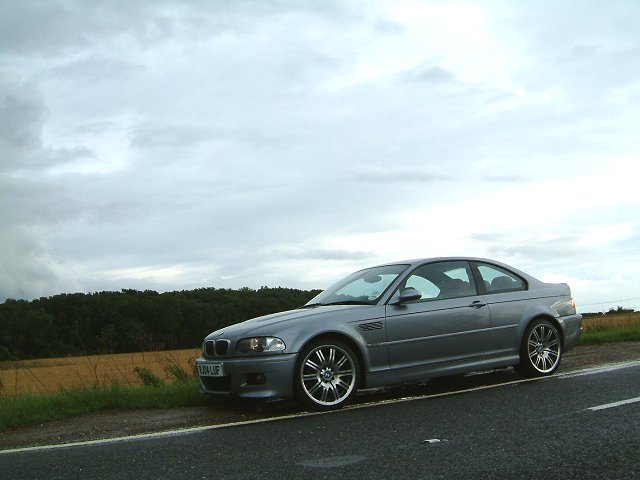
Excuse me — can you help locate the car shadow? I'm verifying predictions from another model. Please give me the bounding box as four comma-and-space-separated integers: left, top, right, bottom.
203, 367, 529, 417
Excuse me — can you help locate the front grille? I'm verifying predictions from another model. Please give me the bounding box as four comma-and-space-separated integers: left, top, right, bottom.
204, 339, 231, 357
215, 339, 230, 355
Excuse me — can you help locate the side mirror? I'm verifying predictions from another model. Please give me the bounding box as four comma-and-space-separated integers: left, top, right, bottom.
395, 287, 422, 305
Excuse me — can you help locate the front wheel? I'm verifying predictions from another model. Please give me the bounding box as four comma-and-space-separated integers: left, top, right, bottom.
516, 319, 562, 377
294, 340, 359, 410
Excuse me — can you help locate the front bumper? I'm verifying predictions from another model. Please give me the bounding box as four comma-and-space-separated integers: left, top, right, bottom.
196, 353, 297, 399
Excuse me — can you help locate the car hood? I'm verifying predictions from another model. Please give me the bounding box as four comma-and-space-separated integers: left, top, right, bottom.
205, 304, 377, 339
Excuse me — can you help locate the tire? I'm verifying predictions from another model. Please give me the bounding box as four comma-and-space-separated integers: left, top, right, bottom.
515, 319, 562, 377
294, 340, 359, 410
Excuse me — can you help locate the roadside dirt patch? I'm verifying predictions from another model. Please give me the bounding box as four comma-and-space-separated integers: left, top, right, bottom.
560, 341, 640, 369
2, 341, 639, 451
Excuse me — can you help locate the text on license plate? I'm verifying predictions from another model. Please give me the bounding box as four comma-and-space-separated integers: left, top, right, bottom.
197, 363, 224, 377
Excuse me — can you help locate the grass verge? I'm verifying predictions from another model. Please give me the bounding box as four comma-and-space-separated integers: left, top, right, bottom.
579, 327, 640, 345
0, 379, 209, 430
580, 312, 640, 345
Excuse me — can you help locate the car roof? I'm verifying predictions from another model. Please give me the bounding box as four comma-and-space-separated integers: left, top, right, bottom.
371, 257, 542, 284
375, 256, 506, 267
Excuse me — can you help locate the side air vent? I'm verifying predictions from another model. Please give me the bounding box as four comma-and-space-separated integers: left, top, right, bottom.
358, 321, 384, 331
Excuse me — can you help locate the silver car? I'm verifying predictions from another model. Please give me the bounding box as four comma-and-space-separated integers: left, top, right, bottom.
196, 257, 582, 409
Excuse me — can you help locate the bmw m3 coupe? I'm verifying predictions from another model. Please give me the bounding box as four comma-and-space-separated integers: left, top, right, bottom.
196, 257, 582, 410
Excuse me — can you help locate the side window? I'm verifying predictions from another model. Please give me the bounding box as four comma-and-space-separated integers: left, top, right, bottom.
405, 275, 440, 300
476, 263, 526, 293
402, 261, 477, 301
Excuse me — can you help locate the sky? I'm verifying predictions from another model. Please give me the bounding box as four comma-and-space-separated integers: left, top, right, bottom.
1, 0, 639, 312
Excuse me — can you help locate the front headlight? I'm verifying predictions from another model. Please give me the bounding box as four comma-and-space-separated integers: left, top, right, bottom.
236, 336, 286, 354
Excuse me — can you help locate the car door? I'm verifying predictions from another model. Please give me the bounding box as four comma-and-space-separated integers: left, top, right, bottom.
471, 261, 530, 358
385, 261, 490, 371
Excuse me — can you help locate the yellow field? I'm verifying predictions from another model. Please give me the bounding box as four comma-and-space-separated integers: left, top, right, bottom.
0, 348, 200, 397
582, 312, 640, 332
1, 312, 638, 397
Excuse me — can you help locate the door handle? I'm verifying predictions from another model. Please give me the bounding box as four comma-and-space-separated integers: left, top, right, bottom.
468, 300, 487, 309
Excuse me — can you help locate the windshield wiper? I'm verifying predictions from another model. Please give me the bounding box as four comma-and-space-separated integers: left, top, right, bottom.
299, 300, 373, 308
322, 300, 374, 306
298, 303, 323, 309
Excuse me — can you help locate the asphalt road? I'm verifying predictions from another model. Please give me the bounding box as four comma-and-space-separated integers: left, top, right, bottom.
2, 362, 639, 480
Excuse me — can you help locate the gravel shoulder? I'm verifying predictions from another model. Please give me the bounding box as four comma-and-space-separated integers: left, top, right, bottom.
2, 341, 639, 451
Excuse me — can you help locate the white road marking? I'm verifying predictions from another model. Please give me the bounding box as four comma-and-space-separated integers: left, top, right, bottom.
557, 359, 640, 378
588, 396, 640, 411
2, 358, 639, 455
0, 411, 330, 455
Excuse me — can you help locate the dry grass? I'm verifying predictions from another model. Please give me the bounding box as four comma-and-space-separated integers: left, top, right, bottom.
582, 312, 640, 332
0, 348, 200, 397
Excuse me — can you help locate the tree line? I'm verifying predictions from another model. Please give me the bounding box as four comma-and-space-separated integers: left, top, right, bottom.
0, 287, 320, 361
582, 306, 637, 317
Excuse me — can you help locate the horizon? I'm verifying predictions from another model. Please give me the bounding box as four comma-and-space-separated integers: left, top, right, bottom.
2, 281, 638, 315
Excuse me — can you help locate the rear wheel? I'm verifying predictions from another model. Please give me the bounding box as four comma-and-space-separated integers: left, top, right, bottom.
294, 340, 359, 410
516, 319, 562, 376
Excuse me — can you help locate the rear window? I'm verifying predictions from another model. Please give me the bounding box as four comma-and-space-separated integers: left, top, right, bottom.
476, 263, 526, 293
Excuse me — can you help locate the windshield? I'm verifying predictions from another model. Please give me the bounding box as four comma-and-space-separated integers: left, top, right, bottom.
305, 264, 409, 306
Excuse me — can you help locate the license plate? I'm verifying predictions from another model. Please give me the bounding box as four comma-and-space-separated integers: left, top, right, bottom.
197, 362, 224, 377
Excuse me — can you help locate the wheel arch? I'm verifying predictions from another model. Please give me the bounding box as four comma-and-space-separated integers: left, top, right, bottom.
515, 314, 564, 377
296, 332, 367, 388
522, 314, 565, 349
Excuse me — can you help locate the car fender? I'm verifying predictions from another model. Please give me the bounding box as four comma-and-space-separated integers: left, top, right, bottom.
515, 303, 564, 344
289, 322, 385, 377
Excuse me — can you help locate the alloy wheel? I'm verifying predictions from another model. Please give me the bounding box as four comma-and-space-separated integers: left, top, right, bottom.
526, 322, 561, 373
299, 344, 357, 407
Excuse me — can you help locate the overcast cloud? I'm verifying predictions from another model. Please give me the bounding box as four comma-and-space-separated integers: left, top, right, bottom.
1, 0, 639, 311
